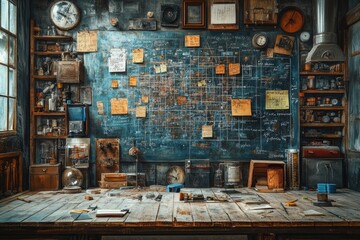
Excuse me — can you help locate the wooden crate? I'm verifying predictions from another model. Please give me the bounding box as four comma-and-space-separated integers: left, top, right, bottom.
247, 160, 286, 192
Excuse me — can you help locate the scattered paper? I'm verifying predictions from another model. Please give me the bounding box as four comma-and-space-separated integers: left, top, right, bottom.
96, 101, 104, 115
77, 31, 98, 52
211, 3, 236, 24
198, 79, 207, 87
129, 76, 137, 86
142, 96, 149, 104
111, 80, 118, 88
303, 210, 325, 216
215, 64, 225, 74
110, 98, 128, 115
229, 63, 240, 76
132, 48, 144, 63
160, 63, 167, 73
265, 90, 289, 110
231, 99, 252, 116
185, 35, 200, 47
136, 106, 147, 118
202, 125, 213, 138
109, 48, 126, 73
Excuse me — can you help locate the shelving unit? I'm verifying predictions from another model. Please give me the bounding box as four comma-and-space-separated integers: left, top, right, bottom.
299, 67, 347, 188
29, 20, 73, 191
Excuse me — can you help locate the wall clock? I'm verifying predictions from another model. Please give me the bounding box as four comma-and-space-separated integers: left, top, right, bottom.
252, 33, 268, 49
166, 165, 185, 184
279, 7, 305, 33
50, 0, 81, 30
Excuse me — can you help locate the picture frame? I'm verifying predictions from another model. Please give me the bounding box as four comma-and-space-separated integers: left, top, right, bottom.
208, 0, 239, 30
243, 0, 278, 26
182, 0, 206, 29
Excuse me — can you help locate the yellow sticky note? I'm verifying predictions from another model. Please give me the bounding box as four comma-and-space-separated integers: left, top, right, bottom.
129, 76, 137, 86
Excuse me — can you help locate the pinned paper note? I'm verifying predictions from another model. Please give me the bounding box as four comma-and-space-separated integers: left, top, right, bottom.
160, 63, 167, 73
198, 79, 207, 87
132, 48, 144, 63
265, 90, 289, 110
231, 99, 252, 116
141, 96, 149, 104
96, 101, 104, 115
215, 64, 225, 74
177, 96, 187, 106
129, 76, 137, 86
154, 65, 161, 74
229, 63, 240, 76
202, 125, 213, 138
110, 98, 128, 115
136, 106, 147, 118
109, 48, 126, 72
77, 31, 98, 52
111, 80, 118, 88
185, 35, 200, 47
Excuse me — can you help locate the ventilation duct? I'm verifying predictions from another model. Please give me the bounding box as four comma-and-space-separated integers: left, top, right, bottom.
305, 0, 344, 63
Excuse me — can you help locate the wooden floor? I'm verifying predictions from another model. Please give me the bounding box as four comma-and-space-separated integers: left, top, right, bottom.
1, 187, 360, 239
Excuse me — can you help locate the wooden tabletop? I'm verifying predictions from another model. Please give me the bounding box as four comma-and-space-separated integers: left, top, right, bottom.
1, 188, 360, 238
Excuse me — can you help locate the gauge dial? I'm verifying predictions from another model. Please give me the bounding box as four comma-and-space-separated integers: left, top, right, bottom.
252, 33, 268, 49
279, 7, 305, 33
166, 165, 185, 184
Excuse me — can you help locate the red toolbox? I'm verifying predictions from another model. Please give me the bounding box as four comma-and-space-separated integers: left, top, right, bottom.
302, 146, 341, 158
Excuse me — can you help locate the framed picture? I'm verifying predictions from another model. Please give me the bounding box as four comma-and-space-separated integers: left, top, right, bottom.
208, 0, 239, 30
182, 0, 206, 29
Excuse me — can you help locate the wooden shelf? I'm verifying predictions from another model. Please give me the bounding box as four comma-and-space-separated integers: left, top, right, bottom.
34, 135, 67, 139
32, 51, 64, 55
301, 123, 345, 127
34, 35, 72, 41
300, 106, 344, 110
33, 111, 66, 116
300, 71, 344, 76
302, 134, 342, 139
32, 75, 57, 80
301, 89, 345, 94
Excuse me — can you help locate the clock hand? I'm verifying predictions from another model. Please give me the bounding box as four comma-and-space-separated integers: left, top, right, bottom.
285, 10, 296, 27
57, 11, 67, 18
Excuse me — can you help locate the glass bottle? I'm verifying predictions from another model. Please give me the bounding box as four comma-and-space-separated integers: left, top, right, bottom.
44, 119, 52, 136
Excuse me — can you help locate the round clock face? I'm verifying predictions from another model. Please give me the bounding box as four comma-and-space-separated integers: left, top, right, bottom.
279, 7, 305, 33
50, 1, 81, 30
166, 165, 185, 184
252, 33, 268, 49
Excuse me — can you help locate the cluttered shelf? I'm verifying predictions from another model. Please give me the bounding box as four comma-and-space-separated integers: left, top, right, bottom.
1, 188, 360, 238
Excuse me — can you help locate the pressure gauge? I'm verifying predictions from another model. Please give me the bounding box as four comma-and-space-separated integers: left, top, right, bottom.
252, 33, 268, 49
300, 31, 311, 42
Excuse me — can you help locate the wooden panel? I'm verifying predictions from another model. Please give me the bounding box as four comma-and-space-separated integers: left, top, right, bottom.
0, 152, 22, 197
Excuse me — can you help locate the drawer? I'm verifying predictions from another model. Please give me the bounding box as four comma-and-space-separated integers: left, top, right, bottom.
30, 164, 60, 175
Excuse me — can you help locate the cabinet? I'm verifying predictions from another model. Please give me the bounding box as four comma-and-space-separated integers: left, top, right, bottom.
299, 68, 346, 188
29, 20, 74, 190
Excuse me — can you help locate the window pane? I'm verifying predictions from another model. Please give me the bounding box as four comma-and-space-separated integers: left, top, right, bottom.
0, 96, 7, 131
9, 35, 14, 65
9, 67, 15, 97
1, 0, 9, 30
0, 31, 8, 64
9, 2, 16, 34
0, 64, 8, 95
8, 97, 14, 130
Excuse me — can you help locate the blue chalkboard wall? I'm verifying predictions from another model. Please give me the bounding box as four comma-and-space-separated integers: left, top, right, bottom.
31, 0, 312, 186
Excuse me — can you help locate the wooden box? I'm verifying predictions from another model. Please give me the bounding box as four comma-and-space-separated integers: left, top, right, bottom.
101, 173, 127, 182
302, 146, 341, 158
56, 60, 84, 83
247, 160, 286, 191
30, 163, 61, 191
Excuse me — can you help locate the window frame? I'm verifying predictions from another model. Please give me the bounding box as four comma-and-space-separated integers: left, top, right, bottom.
0, 0, 17, 137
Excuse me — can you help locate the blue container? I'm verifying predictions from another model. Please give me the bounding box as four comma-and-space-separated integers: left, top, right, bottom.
327, 184, 336, 193
317, 183, 327, 193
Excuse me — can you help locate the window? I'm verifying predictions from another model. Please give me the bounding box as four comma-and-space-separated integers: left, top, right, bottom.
0, 0, 17, 136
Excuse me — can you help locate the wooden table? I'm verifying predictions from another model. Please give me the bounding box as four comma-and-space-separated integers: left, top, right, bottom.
1, 188, 360, 239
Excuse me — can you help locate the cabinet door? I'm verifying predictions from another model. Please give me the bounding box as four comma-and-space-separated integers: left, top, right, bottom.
30, 174, 60, 191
